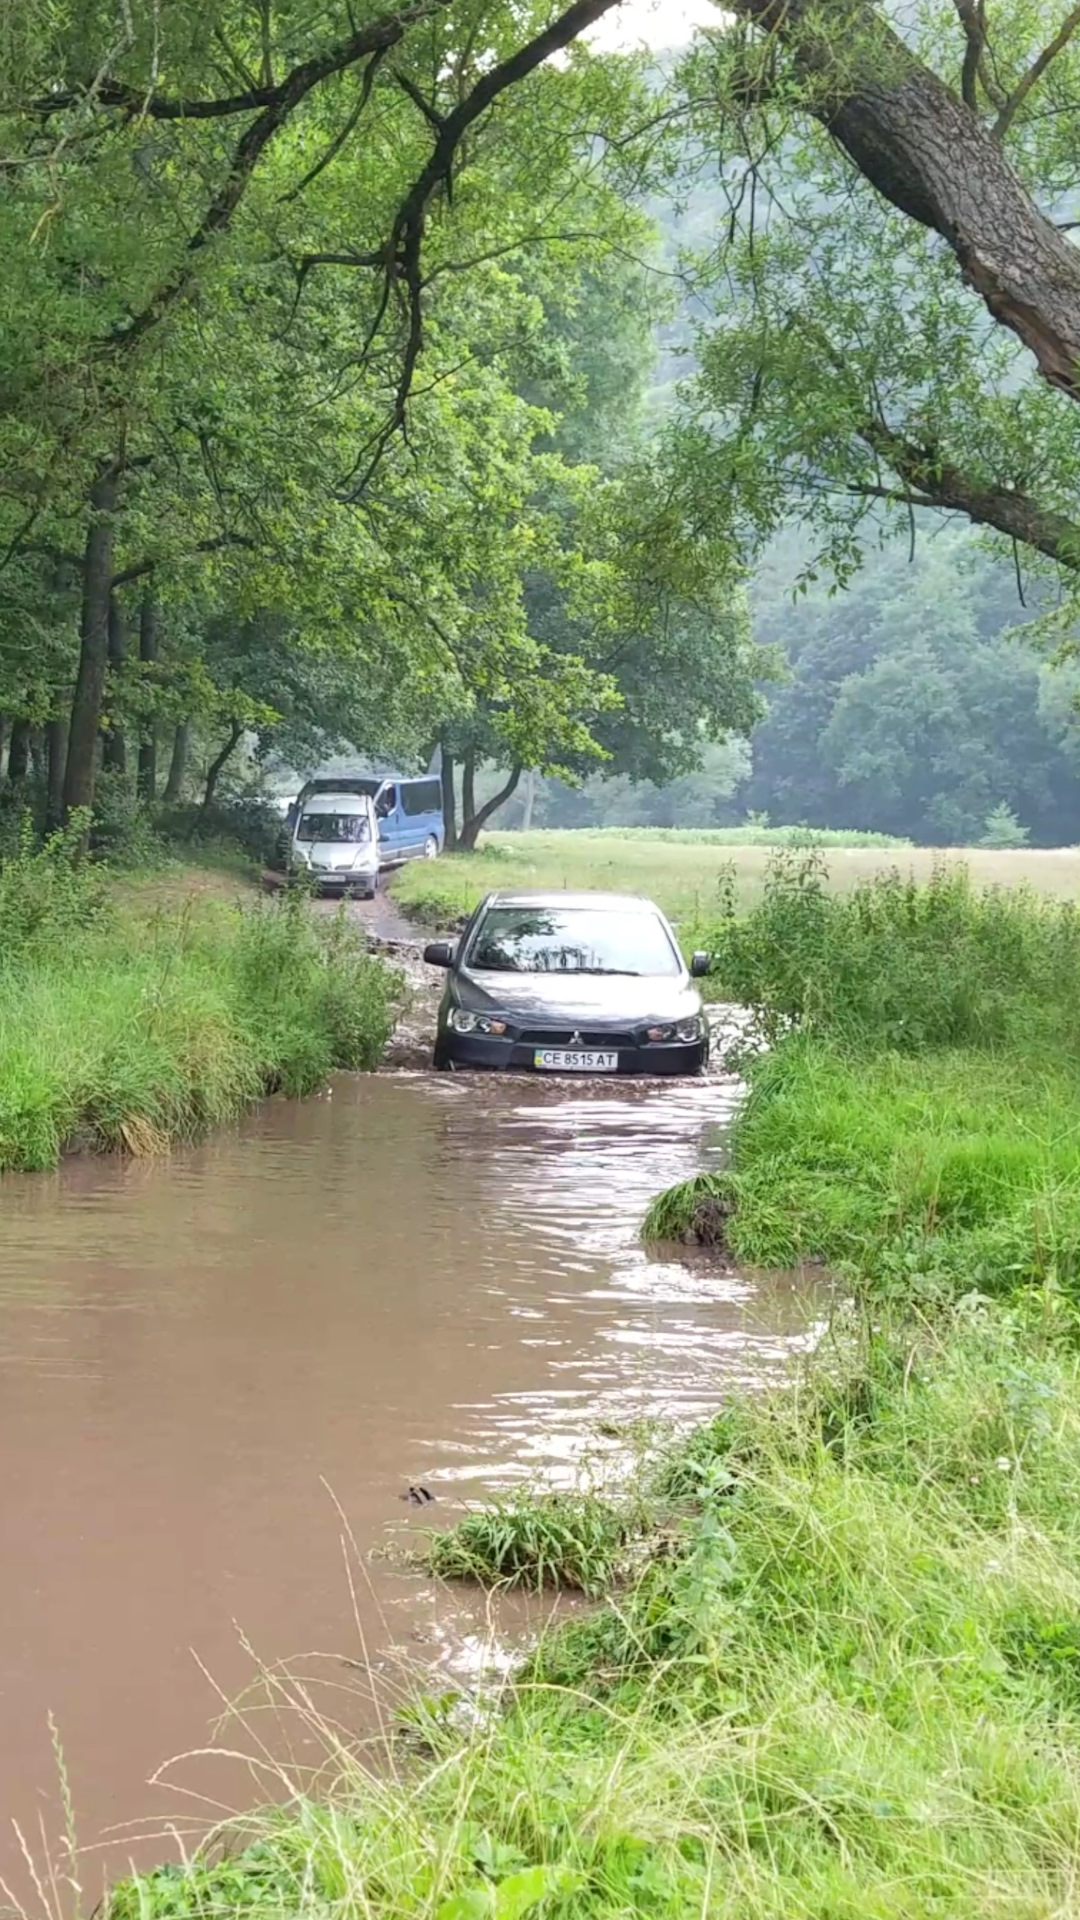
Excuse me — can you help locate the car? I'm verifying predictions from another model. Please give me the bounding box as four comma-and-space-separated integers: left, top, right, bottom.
425, 891, 711, 1075
289, 790, 381, 898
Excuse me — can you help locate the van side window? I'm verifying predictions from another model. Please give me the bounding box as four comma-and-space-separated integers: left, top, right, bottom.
401, 778, 442, 816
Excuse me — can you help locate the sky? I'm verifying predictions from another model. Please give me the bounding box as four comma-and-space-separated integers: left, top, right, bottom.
588, 0, 720, 53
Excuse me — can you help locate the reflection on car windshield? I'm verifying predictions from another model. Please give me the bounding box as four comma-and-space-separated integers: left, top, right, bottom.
296, 813, 370, 844
467, 907, 680, 977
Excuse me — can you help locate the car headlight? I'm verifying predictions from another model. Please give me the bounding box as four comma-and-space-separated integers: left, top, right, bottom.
676, 1015, 704, 1044
449, 1009, 508, 1036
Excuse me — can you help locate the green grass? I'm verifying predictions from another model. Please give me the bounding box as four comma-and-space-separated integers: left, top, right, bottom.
646, 1043, 1080, 1293
0, 831, 397, 1170
425, 1490, 643, 1597
644, 852, 1080, 1295
103, 1303, 1080, 1920
391, 829, 1080, 929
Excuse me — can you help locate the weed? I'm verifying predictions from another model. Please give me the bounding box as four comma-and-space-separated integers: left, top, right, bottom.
426, 1490, 638, 1595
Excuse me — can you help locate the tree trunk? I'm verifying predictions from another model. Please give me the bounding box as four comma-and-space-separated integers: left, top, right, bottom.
521, 767, 537, 832
732, 0, 1080, 400
137, 591, 159, 801
163, 720, 189, 803
201, 719, 243, 812
63, 464, 119, 819
458, 765, 523, 852
101, 591, 127, 774
45, 718, 68, 832
6, 719, 29, 783
440, 745, 458, 851
462, 748, 477, 836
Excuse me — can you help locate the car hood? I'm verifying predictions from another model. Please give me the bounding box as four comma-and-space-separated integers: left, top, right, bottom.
300, 841, 374, 869
455, 969, 701, 1024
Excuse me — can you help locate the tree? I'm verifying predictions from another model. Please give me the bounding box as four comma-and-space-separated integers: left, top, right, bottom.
661, 1, 1080, 592
741, 530, 1080, 844
0, 0, 661, 822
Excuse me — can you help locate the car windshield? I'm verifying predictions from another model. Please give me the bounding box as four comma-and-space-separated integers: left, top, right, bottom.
296, 813, 370, 843
466, 906, 680, 977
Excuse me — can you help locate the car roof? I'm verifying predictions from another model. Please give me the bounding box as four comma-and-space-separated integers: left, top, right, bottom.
482, 890, 663, 913
299, 791, 373, 811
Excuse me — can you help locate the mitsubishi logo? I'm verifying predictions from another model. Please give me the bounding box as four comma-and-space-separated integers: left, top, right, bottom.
568, 1031, 583, 1049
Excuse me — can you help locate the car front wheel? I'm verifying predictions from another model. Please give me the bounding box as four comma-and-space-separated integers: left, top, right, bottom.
423, 834, 439, 859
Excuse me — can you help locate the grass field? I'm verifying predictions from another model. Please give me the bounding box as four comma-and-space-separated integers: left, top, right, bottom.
392, 829, 1080, 926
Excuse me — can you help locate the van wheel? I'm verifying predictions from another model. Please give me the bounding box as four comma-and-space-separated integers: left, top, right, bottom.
424, 835, 439, 859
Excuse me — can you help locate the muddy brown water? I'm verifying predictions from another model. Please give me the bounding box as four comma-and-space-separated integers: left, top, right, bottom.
0, 1053, 817, 1902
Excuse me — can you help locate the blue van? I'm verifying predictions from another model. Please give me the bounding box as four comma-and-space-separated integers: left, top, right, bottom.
293, 773, 444, 871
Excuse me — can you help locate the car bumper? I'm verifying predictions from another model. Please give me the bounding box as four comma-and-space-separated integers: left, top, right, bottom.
436, 1033, 708, 1075
308, 873, 376, 892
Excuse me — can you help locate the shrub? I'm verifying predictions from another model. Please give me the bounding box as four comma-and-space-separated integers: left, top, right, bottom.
0, 811, 111, 963
160, 796, 286, 868
699, 847, 1080, 1054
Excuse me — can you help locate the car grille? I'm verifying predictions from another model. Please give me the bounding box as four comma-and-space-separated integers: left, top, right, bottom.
517, 1028, 639, 1049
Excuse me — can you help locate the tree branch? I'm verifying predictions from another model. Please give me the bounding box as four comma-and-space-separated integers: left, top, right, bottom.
345, 0, 620, 496
729, 0, 1080, 400
278, 47, 390, 202
859, 418, 1080, 568
111, 533, 260, 589
111, 2, 447, 353
993, 3, 1080, 141
27, 3, 436, 122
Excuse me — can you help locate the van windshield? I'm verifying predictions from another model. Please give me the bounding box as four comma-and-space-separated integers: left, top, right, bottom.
296, 813, 371, 844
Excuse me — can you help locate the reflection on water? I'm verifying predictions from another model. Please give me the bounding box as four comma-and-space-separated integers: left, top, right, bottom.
0, 1071, 818, 1895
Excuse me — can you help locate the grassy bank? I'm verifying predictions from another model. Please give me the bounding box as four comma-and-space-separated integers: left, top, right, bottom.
392, 828, 1080, 928
105, 1298, 1080, 1919
646, 852, 1080, 1302
85, 853, 1080, 1917
0, 827, 396, 1171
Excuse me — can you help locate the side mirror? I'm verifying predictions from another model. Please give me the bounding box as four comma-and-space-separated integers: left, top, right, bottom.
690, 952, 711, 979
424, 941, 454, 969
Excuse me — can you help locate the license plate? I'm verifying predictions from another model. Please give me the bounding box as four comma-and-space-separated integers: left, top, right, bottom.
534, 1049, 619, 1072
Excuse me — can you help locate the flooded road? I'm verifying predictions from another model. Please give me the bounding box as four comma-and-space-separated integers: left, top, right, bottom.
0, 1068, 816, 1898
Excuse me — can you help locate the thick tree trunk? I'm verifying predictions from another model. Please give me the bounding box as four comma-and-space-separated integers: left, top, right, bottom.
45, 718, 68, 832
201, 719, 243, 812
101, 592, 127, 774
163, 721, 190, 803
440, 746, 458, 851
733, 0, 1080, 399
458, 764, 523, 852
5, 718, 29, 783
63, 465, 119, 819
137, 591, 159, 802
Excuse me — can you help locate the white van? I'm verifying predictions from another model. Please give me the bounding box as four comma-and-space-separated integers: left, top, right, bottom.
290, 791, 380, 898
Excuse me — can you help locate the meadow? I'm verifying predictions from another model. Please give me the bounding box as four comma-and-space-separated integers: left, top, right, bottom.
392, 826, 1080, 926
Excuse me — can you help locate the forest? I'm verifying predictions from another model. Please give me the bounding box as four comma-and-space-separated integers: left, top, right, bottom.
5, 0, 1080, 853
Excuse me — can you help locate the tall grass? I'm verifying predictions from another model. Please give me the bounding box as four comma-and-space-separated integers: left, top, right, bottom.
649, 851, 1080, 1295
0, 832, 397, 1170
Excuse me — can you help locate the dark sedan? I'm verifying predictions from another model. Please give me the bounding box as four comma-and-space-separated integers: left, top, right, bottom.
425, 891, 710, 1075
